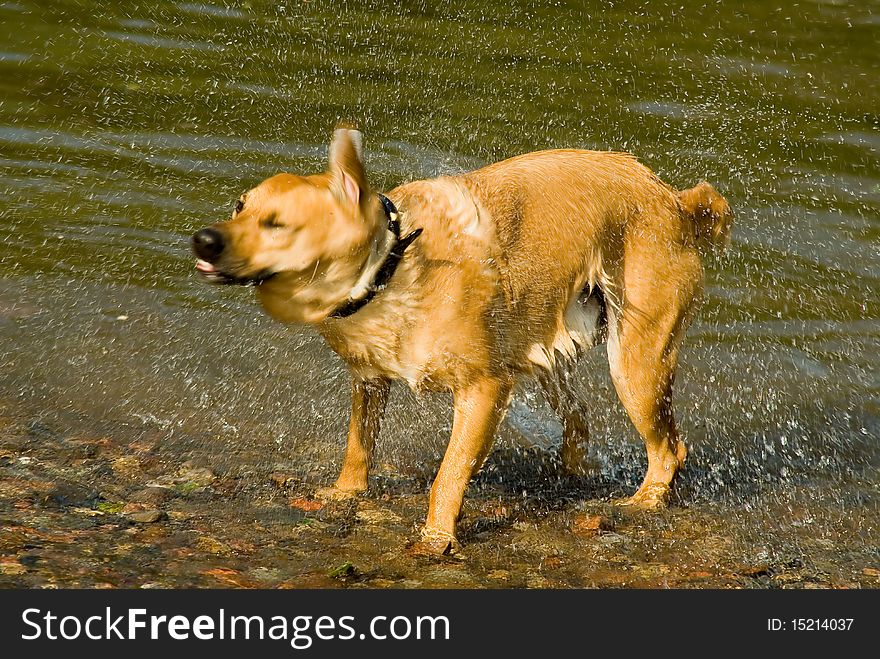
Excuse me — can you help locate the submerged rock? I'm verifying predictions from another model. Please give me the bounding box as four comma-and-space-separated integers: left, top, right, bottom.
571, 514, 614, 536
129, 487, 175, 506
270, 472, 296, 488
126, 510, 166, 524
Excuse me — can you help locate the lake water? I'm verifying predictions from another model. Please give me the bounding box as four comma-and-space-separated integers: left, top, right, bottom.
0, 1, 877, 587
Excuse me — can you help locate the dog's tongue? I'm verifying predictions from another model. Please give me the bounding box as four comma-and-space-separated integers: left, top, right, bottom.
196, 259, 216, 273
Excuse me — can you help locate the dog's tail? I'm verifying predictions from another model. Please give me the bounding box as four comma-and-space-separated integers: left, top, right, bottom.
677, 182, 733, 253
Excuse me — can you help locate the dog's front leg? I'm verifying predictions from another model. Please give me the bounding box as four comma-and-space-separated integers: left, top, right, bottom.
420, 376, 514, 554
320, 376, 389, 499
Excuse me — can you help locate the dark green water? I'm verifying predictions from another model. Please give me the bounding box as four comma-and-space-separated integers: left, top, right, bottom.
0, 1, 877, 586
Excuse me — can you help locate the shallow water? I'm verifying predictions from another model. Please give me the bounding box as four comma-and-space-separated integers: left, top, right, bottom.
0, 1, 877, 588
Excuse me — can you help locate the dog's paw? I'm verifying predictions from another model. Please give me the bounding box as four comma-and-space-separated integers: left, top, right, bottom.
408, 527, 461, 557
314, 485, 360, 502
614, 482, 671, 510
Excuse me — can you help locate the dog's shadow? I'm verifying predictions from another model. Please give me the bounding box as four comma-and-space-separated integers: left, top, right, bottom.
473, 444, 628, 505
381, 412, 877, 510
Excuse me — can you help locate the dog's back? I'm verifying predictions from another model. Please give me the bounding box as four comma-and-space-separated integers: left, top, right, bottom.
465, 149, 676, 300
388, 149, 729, 373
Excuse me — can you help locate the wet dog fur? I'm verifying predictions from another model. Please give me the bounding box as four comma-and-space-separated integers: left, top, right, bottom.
192, 128, 732, 554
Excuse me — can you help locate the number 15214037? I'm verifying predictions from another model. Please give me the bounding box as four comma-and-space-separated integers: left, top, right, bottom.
768, 619, 854, 631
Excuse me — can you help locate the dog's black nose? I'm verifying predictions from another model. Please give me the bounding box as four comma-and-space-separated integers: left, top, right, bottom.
192, 228, 225, 261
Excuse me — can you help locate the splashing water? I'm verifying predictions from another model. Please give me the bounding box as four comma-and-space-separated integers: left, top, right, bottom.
0, 0, 877, 588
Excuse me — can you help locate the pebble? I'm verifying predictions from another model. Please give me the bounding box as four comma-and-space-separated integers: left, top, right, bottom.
366, 578, 398, 588
145, 464, 217, 493
597, 532, 627, 546
249, 567, 282, 583
541, 555, 564, 569
177, 466, 216, 487
270, 472, 295, 488
70, 507, 105, 517
571, 514, 614, 536
328, 562, 357, 579
129, 487, 174, 505
193, 536, 231, 555
111, 456, 142, 478
127, 510, 166, 524
44, 482, 99, 509
289, 497, 323, 511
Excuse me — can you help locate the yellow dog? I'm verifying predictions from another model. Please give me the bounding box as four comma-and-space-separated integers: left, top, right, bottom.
193, 128, 732, 554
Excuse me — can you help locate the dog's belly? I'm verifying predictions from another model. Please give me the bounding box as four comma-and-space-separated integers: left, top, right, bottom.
326, 282, 608, 387
525, 289, 606, 371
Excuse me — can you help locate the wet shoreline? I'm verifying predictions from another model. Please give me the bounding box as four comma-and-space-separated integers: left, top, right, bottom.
2, 394, 876, 589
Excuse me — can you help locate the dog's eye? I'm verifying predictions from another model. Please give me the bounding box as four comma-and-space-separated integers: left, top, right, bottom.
234, 199, 244, 215
260, 216, 284, 229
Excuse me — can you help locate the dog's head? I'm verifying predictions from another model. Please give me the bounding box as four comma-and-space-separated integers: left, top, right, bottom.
192, 128, 386, 323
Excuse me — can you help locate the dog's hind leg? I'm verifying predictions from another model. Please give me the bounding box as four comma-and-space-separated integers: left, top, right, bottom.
606, 248, 701, 509
536, 362, 591, 475
321, 376, 390, 498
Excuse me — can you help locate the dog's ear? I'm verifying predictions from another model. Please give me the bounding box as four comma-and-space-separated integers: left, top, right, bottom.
328, 127, 368, 209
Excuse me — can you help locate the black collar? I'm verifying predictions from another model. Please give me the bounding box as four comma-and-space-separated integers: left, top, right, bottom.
329, 194, 422, 319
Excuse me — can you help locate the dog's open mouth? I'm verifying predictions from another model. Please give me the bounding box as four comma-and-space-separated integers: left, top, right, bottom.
195, 259, 275, 286
195, 259, 232, 283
